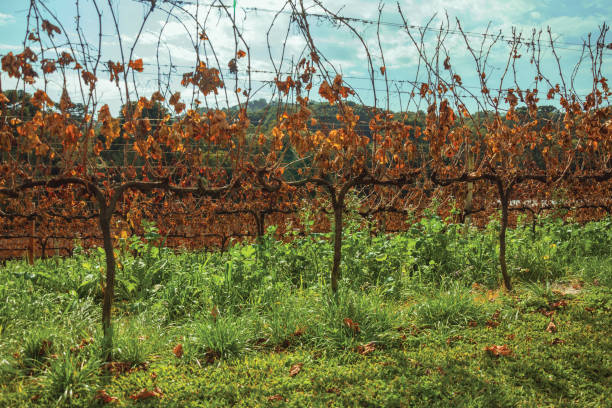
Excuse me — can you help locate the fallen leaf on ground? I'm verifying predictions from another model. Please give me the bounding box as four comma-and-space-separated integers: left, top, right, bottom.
546, 321, 557, 333
539, 309, 555, 317
484, 344, 512, 356
446, 335, 463, 345
95, 390, 119, 404
486, 320, 500, 328
550, 300, 568, 309
103, 361, 132, 375
173, 343, 183, 358
129, 387, 163, 401
343, 318, 360, 334
204, 349, 220, 364
289, 362, 303, 377
268, 394, 285, 402
356, 342, 377, 355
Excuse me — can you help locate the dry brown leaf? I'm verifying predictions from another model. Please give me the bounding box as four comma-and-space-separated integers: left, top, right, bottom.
293, 327, 306, 337
289, 363, 303, 377
484, 344, 512, 356
356, 341, 377, 355
268, 394, 285, 402
173, 343, 183, 358
129, 387, 163, 401
95, 389, 119, 404
539, 309, 555, 317
486, 320, 500, 329
572, 281, 583, 290
550, 300, 568, 309
343, 317, 360, 334
446, 335, 463, 345
546, 321, 557, 333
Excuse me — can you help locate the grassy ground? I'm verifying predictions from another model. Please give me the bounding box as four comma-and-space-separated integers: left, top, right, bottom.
0, 215, 610, 407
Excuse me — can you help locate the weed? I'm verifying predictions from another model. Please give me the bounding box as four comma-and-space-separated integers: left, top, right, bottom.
411, 284, 488, 328
41, 352, 100, 406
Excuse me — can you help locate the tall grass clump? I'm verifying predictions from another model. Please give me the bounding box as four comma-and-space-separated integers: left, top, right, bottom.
41, 352, 100, 406
411, 284, 487, 328
188, 315, 252, 361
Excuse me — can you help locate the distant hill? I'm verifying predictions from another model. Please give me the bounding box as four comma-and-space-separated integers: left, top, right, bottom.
223, 99, 427, 137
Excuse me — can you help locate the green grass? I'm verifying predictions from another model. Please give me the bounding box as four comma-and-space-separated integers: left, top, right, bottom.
0, 215, 610, 407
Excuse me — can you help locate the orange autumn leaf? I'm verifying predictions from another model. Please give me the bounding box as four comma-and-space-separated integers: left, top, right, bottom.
343, 317, 360, 334
484, 344, 512, 356
151, 91, 164, 102
41, 60, 56, 74
380, 66, 386, 75
173, 343, 183, 358
236, 49, 246, 59
129, 387, 163, 401
169, 92, 181, 106
128, 58, 144, 72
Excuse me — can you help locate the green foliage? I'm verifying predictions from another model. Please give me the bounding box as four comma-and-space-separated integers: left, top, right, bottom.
0, 215, 610, 406
411, 284, 489, 328
114, 315, 159, 367
19, 329, 56, 372
41, 352, 100, 406
189, 315, 250, 360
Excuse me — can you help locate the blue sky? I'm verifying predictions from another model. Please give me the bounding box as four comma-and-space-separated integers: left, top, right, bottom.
0, 0, 609, 114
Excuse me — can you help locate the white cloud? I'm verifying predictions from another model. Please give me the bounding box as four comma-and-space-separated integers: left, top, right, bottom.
0, 12, 15, 26
9, 0, 602, 113
537, 15, 605, 38
0, 43, 19, 51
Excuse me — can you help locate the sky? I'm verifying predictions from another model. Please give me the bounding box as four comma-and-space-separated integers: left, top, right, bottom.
0, 0, 609, 114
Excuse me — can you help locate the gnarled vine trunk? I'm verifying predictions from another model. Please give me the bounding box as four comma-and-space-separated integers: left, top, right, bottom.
497, 184, 513, 291
331, 201, 344, 293
99, 209, 116, 362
